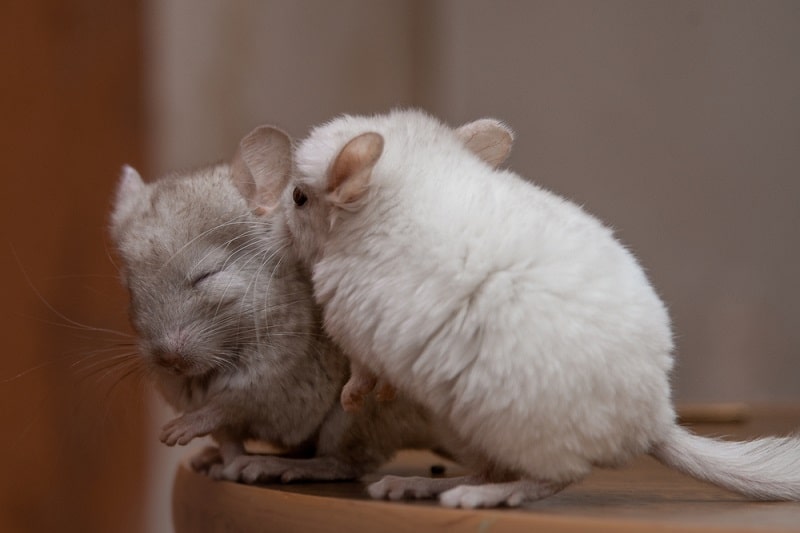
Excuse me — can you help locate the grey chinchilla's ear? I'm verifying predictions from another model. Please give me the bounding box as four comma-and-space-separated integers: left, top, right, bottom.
110, 165, 146, 239
230, 125, 293, 215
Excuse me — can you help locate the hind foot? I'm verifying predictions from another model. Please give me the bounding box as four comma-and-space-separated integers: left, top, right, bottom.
220, 454, 360, 484
368, 475, 479, 501
439, 479, 567, 508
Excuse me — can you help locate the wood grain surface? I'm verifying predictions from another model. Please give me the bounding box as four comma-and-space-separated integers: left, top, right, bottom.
173, 406, 800, 532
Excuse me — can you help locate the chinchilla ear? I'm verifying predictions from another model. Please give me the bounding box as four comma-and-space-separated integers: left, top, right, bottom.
455, 118, 514, 168
110, 165, 146, 238
326, 132, 383, 208
230, 125, 293, 216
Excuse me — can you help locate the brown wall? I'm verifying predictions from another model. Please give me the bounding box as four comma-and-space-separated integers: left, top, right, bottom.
0, 2, 147, 532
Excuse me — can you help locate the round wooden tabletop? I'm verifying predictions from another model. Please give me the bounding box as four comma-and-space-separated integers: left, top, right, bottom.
172, 406, 800, 532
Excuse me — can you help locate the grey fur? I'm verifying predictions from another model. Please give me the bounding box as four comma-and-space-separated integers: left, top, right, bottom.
109, 162, 438, 482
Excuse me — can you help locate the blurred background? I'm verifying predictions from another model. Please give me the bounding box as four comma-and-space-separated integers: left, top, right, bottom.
1, 1, 798, 532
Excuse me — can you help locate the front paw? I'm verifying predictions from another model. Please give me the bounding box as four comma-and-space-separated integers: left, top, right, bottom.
340, 382, 368, 412
159, 411, 216, 446
340, 369, 378, 412
374, 379, 397, 402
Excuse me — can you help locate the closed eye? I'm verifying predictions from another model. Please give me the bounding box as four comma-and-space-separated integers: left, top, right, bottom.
190, 271, 217, 288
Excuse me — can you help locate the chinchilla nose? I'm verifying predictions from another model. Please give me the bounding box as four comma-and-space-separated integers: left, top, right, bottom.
151, 346, 183, 369
150, 331, 191, 372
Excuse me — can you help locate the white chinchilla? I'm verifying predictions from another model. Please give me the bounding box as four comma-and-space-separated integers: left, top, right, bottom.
237, 109, 800, 508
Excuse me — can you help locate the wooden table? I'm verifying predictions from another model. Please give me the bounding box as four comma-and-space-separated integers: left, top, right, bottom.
173, 406, 800, 532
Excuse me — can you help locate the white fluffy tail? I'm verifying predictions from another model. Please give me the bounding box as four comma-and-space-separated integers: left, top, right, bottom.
650, 425, 800, 500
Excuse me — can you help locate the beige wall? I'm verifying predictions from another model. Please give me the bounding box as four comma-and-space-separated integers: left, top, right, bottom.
146, 0, 420, 172
424, 1, 800, 405
148, 0, 800, 403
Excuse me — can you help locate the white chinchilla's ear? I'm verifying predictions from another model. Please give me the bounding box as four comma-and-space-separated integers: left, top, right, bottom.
455, 118, 514, 168
230, 125, 293, 216
326, 132, 384, 207
110, 165, 146, 232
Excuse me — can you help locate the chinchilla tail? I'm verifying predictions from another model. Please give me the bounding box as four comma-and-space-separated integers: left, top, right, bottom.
650, 424, 800, 500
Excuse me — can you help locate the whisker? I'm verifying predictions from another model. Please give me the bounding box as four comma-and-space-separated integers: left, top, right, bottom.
9, 245, 132, 339
74, 355, 142, 384
0, 360, 56, 384
72, 351, 140, 372
14, 314, 132, 339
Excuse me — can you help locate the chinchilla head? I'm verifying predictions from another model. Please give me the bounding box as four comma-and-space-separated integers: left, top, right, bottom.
230, 112, 513, 268
109, 164, 315, 381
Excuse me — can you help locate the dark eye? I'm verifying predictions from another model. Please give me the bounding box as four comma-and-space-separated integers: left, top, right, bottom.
292, 187, 308, 207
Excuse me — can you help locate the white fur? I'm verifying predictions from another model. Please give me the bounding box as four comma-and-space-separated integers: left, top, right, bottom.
652, 425, 800, 501
291, 110, 674, 479
264, 109, 800, 506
